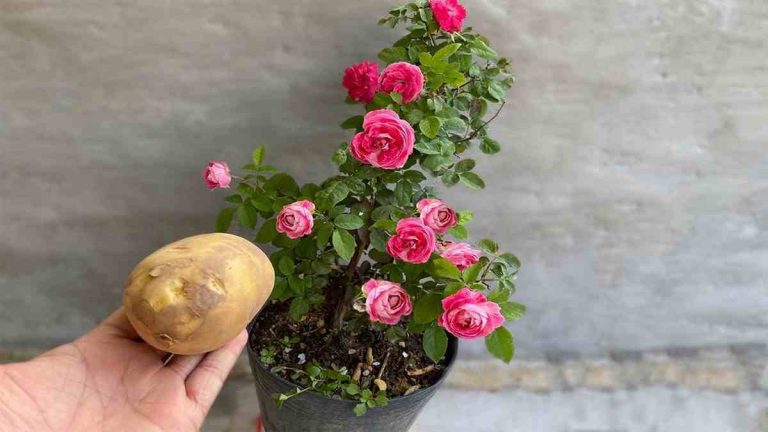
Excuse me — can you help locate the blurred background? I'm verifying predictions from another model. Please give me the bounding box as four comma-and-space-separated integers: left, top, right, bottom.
1, 0, 767, 430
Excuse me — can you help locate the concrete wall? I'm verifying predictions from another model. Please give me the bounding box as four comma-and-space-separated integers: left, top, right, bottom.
1, 0, 767, 365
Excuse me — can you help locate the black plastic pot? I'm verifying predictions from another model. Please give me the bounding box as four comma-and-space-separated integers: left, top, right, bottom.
246, 332, 458, 432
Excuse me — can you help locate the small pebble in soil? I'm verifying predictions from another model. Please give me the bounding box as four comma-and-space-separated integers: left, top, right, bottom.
398, 341, 406, 347
297, 353, 306, 365
362, 370, 370, 376
373, 361, 381, 366
348, 349, 357, 354
402, 352, 409, 358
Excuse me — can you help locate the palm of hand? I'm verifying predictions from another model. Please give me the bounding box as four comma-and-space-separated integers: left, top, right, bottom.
0, 310, 246, 432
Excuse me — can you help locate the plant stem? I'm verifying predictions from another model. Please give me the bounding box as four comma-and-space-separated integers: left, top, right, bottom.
458, 100, 506, 143
333, 182, 376, 330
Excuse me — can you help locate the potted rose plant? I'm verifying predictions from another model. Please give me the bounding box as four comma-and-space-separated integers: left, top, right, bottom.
205, 0, 524, 430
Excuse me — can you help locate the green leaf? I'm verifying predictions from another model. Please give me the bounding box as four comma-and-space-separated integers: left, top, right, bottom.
250, 195, 273, 212
404, 170, 427, 183
498, 253, 521, 272
500, 302, 526, 321
487, 81, 506, 103
370, 219, 396, 231
237, 203, 258, 229
405, 109, 425, 125
278, 255, 295, 275
378, 47, 408, 64
457, 210, 473, 224
354, 403, 368, 417
252, 145, 265, 166
485, 327, 514, 363
459, 172, 485, 190
394, 181, 412, 206
478, 238, 499, 254
454, 159, 475, 173
487, 287, 510, 303
413, 293, 443, 324
255, 219, 278, 243
369, 229, 389, 252
418, 52, 433, 67
421, 154, 453, 171
332, 147, 348, 165
334, 214, 364, 230
462, 262, 483, 283
316, 182, 350, 210
470, 39, 498, 60
340, 115, 364, 130
332, 229, 356, 261
442, 117, 467, 134
480, 137, 501, 154
390, 91, 403, 105
428, 257, 462, 280
423, 325, 448, 363
264, 173, 300, 196
441, 171, 460, 186
215, 208, 235, 233
225, 194, 243, 204
444, 281, 464, 296
448, 225, 468, 239
270, 277, 290, 301
419, 116, 442, 139
315, 221, 333, 248
433, 43, 461, 63
289, 297, 310, 321
414, 140, 443, 155
345, 383, 360, 396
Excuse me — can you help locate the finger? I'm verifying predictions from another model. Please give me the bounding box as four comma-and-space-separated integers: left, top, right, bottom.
185, 329, 247, 417
165, 353, 205, 380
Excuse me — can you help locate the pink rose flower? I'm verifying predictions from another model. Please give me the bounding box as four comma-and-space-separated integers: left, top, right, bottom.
417, 198, 457, 234
350, 109, 415, 170
438, 287, 504, 339
386, 217, 437, 264
378, 62, 424, 104
276, 200, 315, 239
202, 161, 232, 190
429, 0, 467, 33
342, 61, 379, 104
361, 279, 413, 325
439, 241, 481, 270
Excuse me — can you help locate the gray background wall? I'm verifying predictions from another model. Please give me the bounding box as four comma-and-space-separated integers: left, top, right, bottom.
1, 0, 766, 364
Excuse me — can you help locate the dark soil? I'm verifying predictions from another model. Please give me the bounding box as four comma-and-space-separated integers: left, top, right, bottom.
248, 297, 448, 399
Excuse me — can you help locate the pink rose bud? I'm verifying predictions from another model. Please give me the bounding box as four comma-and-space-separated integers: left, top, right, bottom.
417, 198, 457, 234
378, 62, 424, 104
350, 109, 415, 170
361, 279, 413, 325
438, 287, 505, 339
202, 161, 232, 190
275, 200, 315, 239
342, 61, 379, 104
429, 0, 467, 33
386, 217, 437, 264
439, 241, 481, 270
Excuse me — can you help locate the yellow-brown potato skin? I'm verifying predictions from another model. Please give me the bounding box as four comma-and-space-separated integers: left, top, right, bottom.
123, 233, 274, 355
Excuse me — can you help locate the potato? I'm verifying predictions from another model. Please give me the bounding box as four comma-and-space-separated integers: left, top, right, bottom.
123, 233, 274, 355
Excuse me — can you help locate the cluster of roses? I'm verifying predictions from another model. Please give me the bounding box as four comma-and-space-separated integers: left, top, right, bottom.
202, 0, 504, 340
203, 161, 504, 339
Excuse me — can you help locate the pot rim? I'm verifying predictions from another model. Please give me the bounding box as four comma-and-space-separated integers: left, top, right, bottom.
246, 327, 459, 405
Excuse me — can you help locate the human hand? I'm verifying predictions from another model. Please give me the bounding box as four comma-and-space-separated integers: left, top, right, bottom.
0, 308, 247, 432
